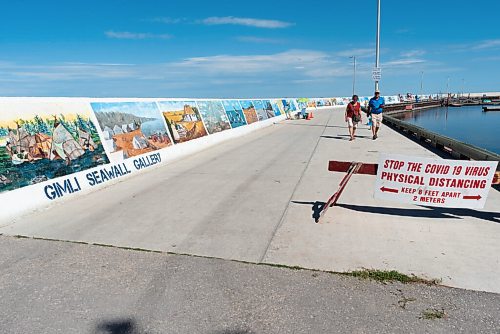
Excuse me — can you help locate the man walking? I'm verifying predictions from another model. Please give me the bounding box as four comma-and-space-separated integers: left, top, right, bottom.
368, 91, 385, 140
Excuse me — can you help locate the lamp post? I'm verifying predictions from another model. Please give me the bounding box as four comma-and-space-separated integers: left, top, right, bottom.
349, 56, 356, 96
374, 0, 381, 92
420, 71, 424, 98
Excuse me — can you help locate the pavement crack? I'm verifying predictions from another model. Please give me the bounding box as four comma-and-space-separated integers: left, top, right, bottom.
258, 113, 335, 263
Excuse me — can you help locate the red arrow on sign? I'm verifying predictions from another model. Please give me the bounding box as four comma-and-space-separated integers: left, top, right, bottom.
463, 195, 482, 200
380, 186, 399, 193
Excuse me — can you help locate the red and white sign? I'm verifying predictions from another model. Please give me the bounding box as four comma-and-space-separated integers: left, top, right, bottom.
375, 154, 498, 209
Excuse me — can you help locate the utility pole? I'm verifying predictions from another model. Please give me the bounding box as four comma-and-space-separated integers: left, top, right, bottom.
350, 56, 356, 96
374, 0, 381, 92
420, 71, 424, 98
447, 76, 450, 104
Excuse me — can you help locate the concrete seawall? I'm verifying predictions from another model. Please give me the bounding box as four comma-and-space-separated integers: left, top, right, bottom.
0, 97, 292, 221
2, 106, 499, 293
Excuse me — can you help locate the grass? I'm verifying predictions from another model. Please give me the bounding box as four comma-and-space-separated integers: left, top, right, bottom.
344, 269, 439, 285
420, 308, 446, 320
6, 234, 440, 285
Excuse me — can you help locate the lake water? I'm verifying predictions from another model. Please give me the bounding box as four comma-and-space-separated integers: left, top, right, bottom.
0, 145, 109, 194
140, 119, 167, 137
393, 105, 500, 154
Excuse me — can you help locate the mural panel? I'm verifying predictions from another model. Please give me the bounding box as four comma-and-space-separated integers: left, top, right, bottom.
271, 99, 284, 116
91, 102, 171, 160
158, 101, 208, 144
252, 100, 269, 121
262, 100, 277, 118
197, 100, 231, 134
0, 101, 109, 193
221, 100, 247, 128
239, 100, 259, 124
282, 99, 297, 114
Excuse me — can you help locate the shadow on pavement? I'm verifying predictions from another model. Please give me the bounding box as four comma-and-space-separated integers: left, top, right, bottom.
210, 329, 255, 334
95, 319, 142, 334
320, 135, 349, 141
337, 203, 500, 224
278, 123, 348, 129
291, 201, 500, 224
291, 201, 326, 222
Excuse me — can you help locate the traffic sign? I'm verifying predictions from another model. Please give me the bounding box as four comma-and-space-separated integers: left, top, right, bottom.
372, 67, 381, 81
374, 154, 498, 209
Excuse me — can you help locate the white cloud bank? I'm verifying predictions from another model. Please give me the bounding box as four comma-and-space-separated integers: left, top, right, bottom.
105, 31, 172, 40
200, 16, 293, 29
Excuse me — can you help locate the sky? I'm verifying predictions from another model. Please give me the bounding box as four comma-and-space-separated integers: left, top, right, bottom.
90, 102, 161, 118
1, 0, 499, 98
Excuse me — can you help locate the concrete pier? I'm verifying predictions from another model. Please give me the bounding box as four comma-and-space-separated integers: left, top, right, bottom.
1, 106, 499, 293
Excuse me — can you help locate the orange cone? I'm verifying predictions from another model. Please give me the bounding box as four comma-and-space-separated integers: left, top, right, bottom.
306, 112, 312, 120
310, 111, 314, 118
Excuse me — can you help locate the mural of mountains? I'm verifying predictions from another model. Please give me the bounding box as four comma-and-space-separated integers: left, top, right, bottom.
95, 112, 156, 129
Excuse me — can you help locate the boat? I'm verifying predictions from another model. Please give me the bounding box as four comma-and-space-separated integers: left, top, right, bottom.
30, 175, 48, 184
49, 120, 85, 162
78, 129, 96, 151
0, 174, 11, 185
482, 106, 500, 112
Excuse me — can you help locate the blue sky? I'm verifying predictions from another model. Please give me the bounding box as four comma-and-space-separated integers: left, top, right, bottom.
1, 0, 499, 98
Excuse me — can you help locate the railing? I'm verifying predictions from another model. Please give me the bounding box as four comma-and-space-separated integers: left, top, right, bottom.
384, 101, 442, 114
383, 115, 500, 171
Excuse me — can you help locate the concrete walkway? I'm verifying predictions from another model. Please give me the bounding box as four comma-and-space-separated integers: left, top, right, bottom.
1, 107, 499, 293
2, 236, 499, 334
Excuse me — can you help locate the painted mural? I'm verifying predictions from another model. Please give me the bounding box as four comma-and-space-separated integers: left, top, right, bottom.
251, 100, 269, 121
197, 100, 232, 134
281, 99, 297, 114
262, 100, 278, 118
91, 102, 171, 160
271, 99, 285, 116
158, 101, 208, 144
221, 100, 247, 128
0, 103, 109, 193
239, 100, 259, 124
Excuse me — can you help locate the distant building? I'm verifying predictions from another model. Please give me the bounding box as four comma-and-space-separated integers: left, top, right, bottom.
103, 138, 117, 152
113, 125, 124, 135
132, 135, 148, 149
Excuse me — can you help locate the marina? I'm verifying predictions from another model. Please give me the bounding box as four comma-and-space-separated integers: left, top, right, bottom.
392, 105, 500, 155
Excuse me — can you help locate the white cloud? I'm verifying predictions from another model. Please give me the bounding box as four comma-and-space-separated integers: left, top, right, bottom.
383, 58, 425, 67
400, 50, 426, 57
3, 62, 139, 81
105, 30, 172, 40
149, 17, 186, 24
236, 36, 286, 44
201, 16, 293, 29
472, 39, 500, 49
172, 50, 334, 75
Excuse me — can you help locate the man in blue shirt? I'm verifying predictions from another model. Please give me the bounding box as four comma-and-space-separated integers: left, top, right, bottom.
368, 91, 385, 140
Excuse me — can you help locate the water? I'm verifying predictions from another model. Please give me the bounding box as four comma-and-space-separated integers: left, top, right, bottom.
393, 105, 500, 154
0, 145, 109, 193
140, 119, 167, 137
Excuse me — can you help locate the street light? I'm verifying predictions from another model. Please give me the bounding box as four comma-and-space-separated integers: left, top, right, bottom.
420, 71, 424, 98
374, 0, 381, 92
349, 56, 356, 96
